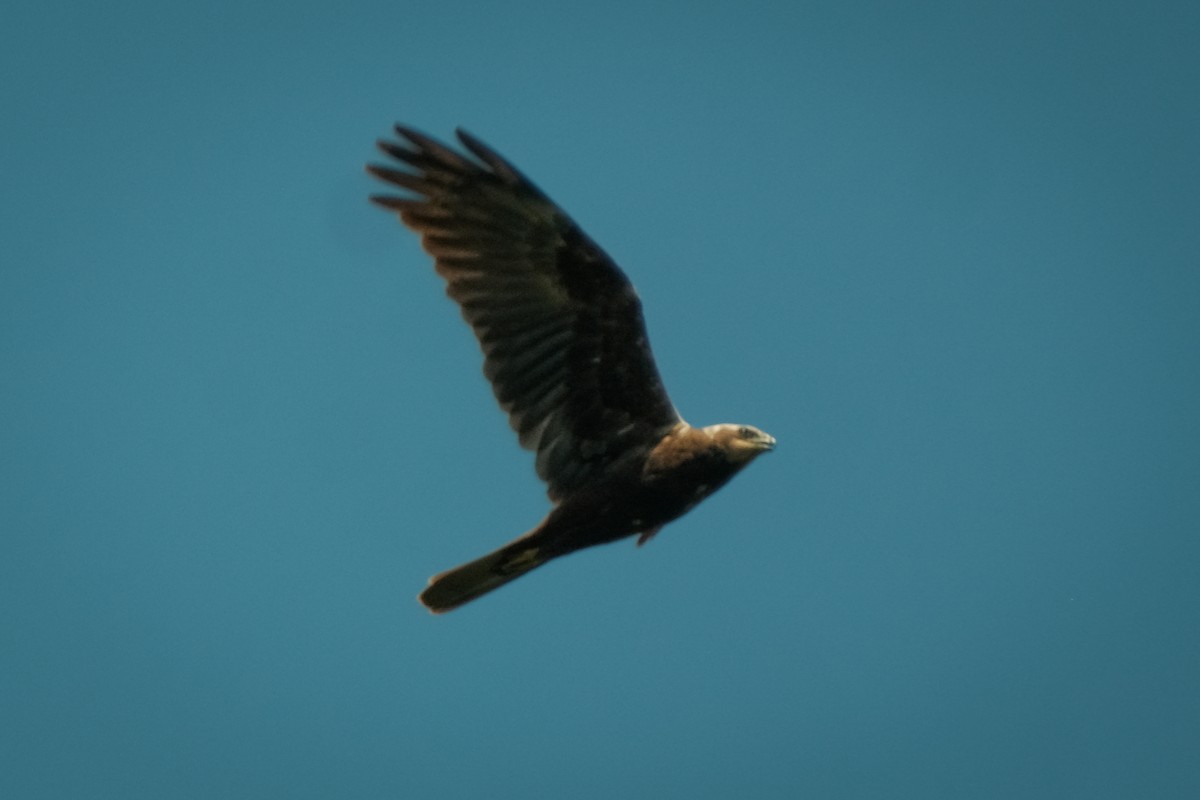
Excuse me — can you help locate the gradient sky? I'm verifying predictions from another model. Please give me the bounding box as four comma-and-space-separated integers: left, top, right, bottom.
3, 1, 1198, 798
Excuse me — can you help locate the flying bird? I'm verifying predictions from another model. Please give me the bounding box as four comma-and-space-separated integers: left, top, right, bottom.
367, 125, 775, 613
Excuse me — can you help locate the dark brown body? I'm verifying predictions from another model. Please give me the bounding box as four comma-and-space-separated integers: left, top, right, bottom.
419, 422, 772, 612
540, 445, 737, 555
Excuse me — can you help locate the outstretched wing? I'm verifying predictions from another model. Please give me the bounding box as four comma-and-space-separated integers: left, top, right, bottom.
367, 126, 681, 501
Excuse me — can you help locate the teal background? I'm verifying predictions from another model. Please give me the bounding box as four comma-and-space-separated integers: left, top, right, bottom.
3, 1, 1197, 797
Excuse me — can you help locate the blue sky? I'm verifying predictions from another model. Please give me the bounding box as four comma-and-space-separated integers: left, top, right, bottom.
2, 1, 1198, 797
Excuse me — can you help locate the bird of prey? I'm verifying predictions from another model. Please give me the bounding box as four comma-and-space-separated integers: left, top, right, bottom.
367, 125, 775, 613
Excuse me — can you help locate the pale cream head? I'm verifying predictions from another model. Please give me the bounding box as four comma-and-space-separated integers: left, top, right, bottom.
702, 423, 777, 464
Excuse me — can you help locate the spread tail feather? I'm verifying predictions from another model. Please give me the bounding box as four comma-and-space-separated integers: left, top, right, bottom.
419, 540, 547, 613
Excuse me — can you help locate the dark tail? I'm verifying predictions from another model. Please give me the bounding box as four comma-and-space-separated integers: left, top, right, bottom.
419, 536, 548, 614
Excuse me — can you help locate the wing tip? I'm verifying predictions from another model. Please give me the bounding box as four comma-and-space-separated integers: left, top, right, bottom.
455, 128, 525, 184
367, 192, 408, 211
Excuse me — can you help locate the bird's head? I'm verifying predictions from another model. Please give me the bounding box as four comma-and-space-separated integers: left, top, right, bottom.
704, 423, 776, 465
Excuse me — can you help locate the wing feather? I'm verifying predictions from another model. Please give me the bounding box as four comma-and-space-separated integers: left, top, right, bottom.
368, 126, 681, 501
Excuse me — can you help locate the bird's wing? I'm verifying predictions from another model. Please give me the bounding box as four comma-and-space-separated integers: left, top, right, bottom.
368, 126, 682, 501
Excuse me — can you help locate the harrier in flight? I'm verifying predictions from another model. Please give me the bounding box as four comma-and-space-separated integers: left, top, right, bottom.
368, 126, 774, 612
